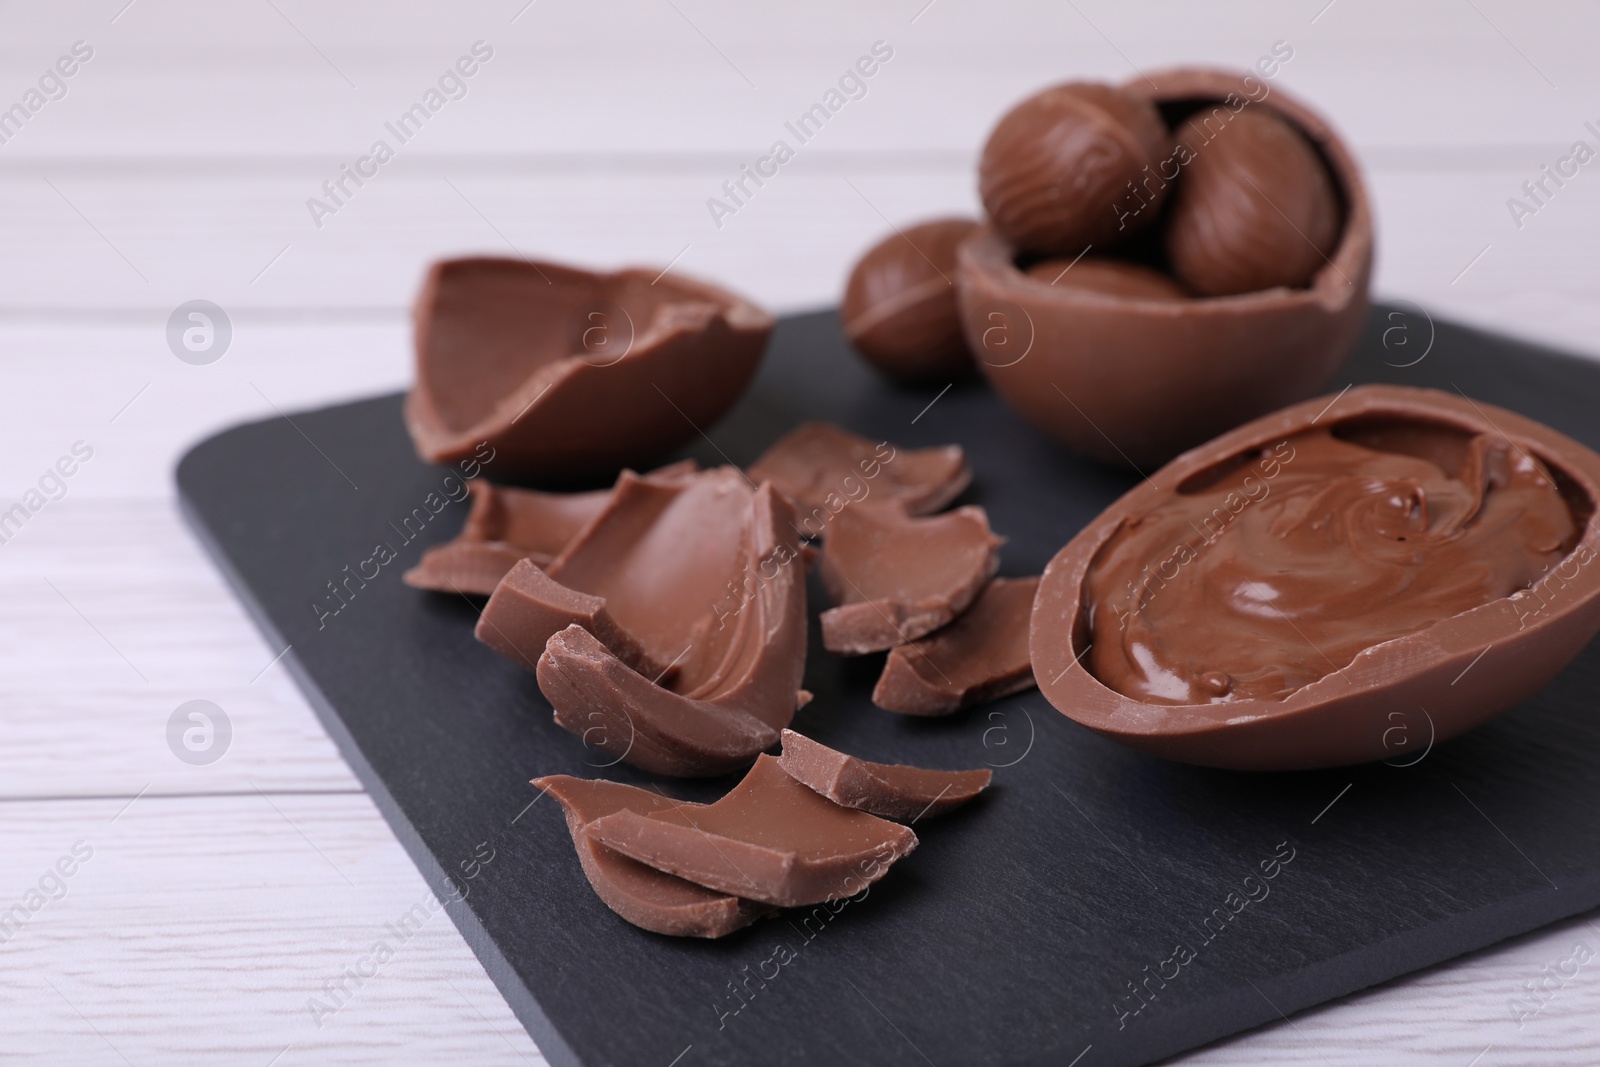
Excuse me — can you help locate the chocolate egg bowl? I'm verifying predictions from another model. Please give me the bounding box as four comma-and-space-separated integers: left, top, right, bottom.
957, 68, 1374, 469
1032, 385, 1600, 771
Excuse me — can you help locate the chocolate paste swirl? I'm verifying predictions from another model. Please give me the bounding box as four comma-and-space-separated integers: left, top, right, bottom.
1086, 426, 1577, 704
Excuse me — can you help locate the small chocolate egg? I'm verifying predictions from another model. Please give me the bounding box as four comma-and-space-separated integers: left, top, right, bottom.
1164, 106, 1341, 296
842, 217, 980, 384
978, 82, 1172, 256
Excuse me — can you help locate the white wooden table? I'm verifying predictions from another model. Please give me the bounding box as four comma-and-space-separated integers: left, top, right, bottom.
4, 2, 1599, 1063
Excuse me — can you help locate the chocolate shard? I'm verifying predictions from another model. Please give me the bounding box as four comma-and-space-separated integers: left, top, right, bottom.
538, 626, 780, 778
777, 730, 991, 819
403, 539, 535, 597
476, 561, 672, 679
533, 775, 770, 939
404, 460, 698, 595
818, 504, 1003, 654
747, 423, 971, 520
585, 755, 918, 907
477, 467, 808, 776
405, 257, 772, 479
873, 576, 1040, 715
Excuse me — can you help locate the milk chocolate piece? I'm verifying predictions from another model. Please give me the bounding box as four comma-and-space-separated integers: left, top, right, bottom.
403, 460, 697, 595
1024, 258, 1188, 301
978, 83, 1171, 255
842, 218, 980, 384
585, 755, 918, 907
478, 468, 808, 776
747, 423, 970, 520
481, 565, 669, 678
533, 775, 769, 938
1165, 107, 1341, 296
538, 626, 782, 777
403, 539, 535, 598
777, 730, 991, 819
873, 576, 1039, 716
958, 68, 1373, 468
1033, 385, 1600, 770
406, 257, 772, 479
818, 504, 1002, 654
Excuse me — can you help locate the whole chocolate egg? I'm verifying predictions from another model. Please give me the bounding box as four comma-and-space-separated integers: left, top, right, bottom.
1165, 106, 1341, 296
842, 218, 979, 384
978, 82, 1171, 256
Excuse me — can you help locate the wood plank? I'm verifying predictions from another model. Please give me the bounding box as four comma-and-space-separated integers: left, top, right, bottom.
0, 0, 1595, 157
2, 699, 1598, 1065
0, 794, 544, 1064
4, 167, 1600, 355
1181, 906, 1600, 1064
0, 499, 360, 797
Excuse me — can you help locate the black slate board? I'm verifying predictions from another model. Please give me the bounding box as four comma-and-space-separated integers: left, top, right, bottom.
178, 305, 1600, 1067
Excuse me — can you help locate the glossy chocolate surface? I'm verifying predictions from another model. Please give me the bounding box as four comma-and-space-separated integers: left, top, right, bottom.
746, 422, 970, 520
1034, 385, 1600, 770
873, 576, 1039, 716
777, 729, 991, 819
403, 460, 696, 595
406, 257, 772, 479
842, 218, 979, 383
478, 468, 808, 776
533, 775, 769, 939
817, 503, 1002, 654
1087, 423, 1574, 706
958, 68, 1373, 468
978, 82, 1171, 255
1165, 107, 1340, 296
1023, 258, 1188, 300
585, 755, 918, 908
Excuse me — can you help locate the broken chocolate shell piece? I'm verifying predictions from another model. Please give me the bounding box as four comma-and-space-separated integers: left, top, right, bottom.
1034, 384, 1600, 770
404, 460, 698, 596
818, 503, 1003, 654
777, 730, 991, 819
405, 257, 772, 479
584, 755, 918, 908
873, 576, 1039, 716
538, 626, 781, 778
478, 468, 809, 776
747, 423, 971, 522
403, 539, 535, 598
533, 775, 770, 939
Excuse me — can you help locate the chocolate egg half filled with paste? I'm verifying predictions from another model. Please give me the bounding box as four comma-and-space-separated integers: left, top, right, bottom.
957, 68, 1372, 468
406, 257, 772, 480
1033, 385, 1600, 771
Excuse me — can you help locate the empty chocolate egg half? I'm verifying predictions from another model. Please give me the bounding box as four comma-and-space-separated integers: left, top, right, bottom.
406, 257, 773, 480
957, 68, 1372, 469
1033, 385, 1600, 771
